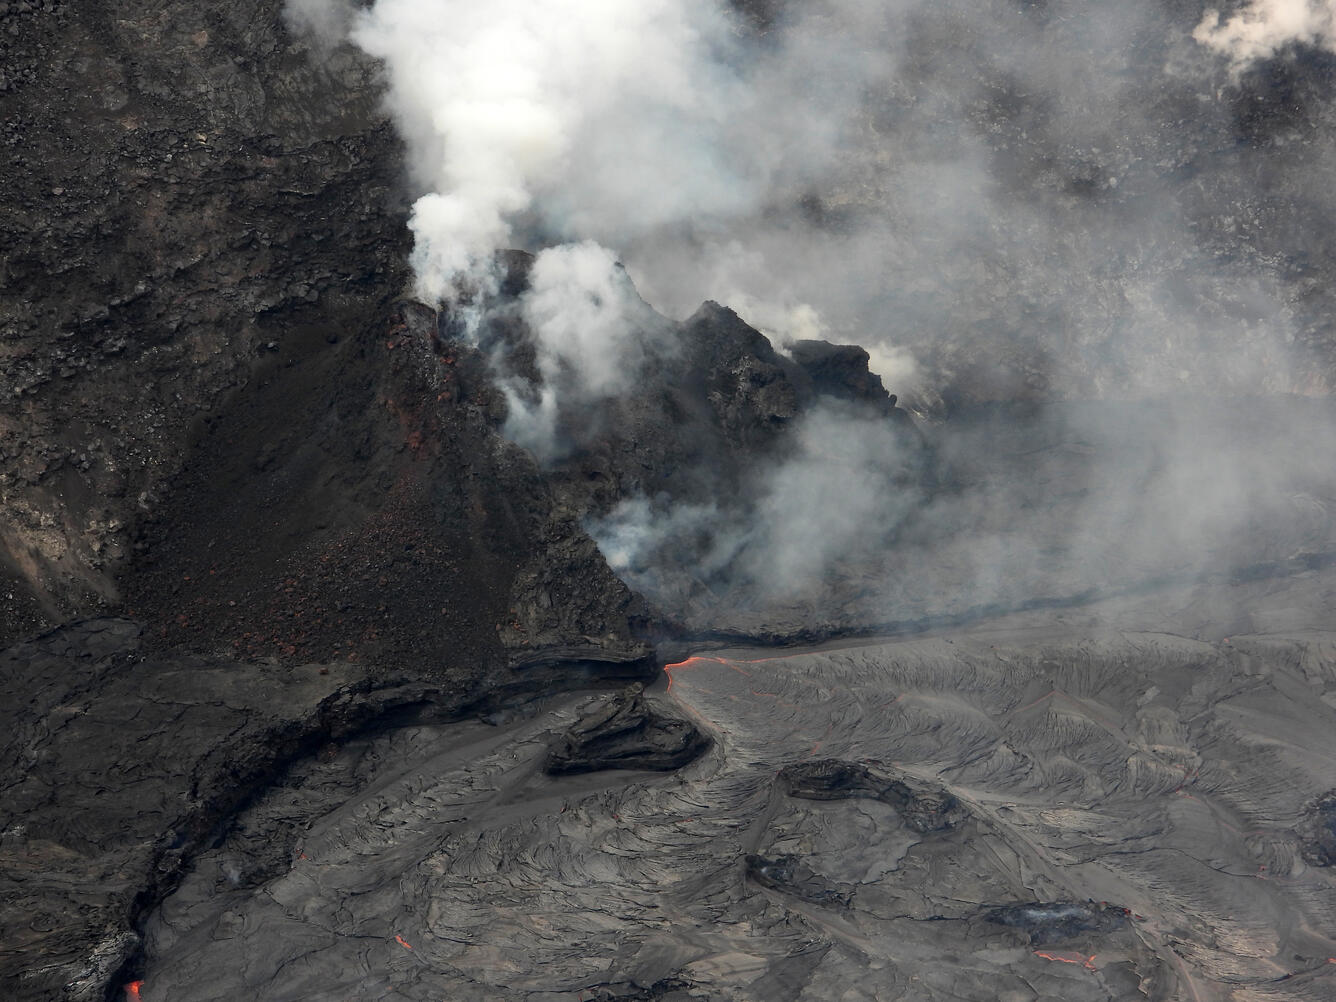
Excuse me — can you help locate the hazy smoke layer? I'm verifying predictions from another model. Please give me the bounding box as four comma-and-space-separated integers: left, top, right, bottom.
293, 0, 897, 374
1195, 1, 1336, 66
738, 406, 922, 594
590, 395, 1336, 627
588, 402, 927, 602
291, 0, 1336, 405
289, 0, 1336, 623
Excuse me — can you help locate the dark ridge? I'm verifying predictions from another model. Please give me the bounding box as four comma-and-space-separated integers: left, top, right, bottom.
543, 683, 711, 775
778, 759, 967, 833
744, 853, 854, 908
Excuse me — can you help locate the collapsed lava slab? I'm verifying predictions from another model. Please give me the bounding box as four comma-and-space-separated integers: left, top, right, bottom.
545, 683, 712, 775
743, 853, 854, 909
778, 758, 967, 833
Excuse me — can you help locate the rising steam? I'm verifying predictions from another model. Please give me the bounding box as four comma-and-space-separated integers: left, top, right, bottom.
291, 0, 892, 442
1195, 0, 1336, 67
347, 0, 746, 303
498, 241, 674, 464
288, 0, 1330, 408
288, 0, 1336, 623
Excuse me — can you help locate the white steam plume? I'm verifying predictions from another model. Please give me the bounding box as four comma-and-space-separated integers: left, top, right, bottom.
500, 242, 672, 463
289, 0, 1329, 413
286, 0, 1336, 634
290, 0, 904, 412
1194, 0, 1336, 67
347, 0, 752, 303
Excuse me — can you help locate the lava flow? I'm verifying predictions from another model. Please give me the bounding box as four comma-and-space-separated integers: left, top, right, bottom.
124, 981, 144, 1000
1034, 950, 1098, 972
663, 647, 846, 692
663, 655, 744, 691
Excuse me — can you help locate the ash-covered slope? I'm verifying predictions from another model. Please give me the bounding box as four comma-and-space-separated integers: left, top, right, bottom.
119, 298, 650, 682
0, 0, 403, 642
0, 5, 658, 998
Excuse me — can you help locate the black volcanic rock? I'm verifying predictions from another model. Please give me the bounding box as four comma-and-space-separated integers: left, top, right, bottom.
120, 299, 650, 679
0, 619, 432, 999
544, 683, 711, 775
472, 272, 930, 642
0, 0, 408, 643
778, 758, 967, 833
983, 901, 1130, 946
787, 340, 895, 413
744, 853, 853, 908
1299, 790, 1336, 866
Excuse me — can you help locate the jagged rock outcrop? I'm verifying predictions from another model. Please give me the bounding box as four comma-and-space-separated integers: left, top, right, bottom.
544, 683, 711, 775
778, 758, 968, 833
472, 256, 919, 520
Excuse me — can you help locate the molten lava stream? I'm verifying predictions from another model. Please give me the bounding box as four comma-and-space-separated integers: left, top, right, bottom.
1033, 950, 1097, 972
662, 655, 744, 691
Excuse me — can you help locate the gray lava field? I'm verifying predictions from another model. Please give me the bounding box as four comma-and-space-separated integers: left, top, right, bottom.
136, 612, 1336, 1001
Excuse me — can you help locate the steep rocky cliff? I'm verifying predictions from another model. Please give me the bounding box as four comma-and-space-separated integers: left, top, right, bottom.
1, 0, 403, 640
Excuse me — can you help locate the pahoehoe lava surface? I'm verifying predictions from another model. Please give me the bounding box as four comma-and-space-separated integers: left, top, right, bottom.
134, 603, 1336, 1000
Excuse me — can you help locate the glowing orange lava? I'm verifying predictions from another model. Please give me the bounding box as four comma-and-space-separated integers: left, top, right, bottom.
1034, 950, 1097, 972
663, 655, 758, 691
663, 648, 838, 691
395, 934, 413, 950
124, 981, 144, 1000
